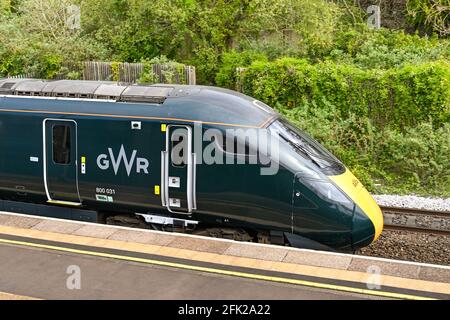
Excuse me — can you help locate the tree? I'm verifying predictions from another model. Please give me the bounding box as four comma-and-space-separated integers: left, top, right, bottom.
0, 0, 105, 77
407, 0, 450, 37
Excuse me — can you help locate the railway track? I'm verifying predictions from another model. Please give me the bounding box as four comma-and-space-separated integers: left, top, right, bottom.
380, 206, 450, 236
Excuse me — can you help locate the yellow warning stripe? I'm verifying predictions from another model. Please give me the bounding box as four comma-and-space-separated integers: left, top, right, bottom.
0, 291, 40, 300
0, 238, 436, 300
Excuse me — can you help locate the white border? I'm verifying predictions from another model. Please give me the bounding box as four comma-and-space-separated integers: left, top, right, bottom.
42, 118, 81, 204
163, 124, 195, 214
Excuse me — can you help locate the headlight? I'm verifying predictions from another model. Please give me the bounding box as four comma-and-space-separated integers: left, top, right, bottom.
301, 178, 352, 205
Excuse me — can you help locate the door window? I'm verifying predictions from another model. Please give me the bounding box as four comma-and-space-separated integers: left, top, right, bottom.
171, 129, 188, 167
52, 125, 71, 164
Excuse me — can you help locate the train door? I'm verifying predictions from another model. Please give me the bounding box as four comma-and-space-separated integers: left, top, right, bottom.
43, 119, 81, 205
161, 125, 197, 214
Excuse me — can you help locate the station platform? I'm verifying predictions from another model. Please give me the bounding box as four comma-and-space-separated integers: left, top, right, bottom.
0, 211, 449, 300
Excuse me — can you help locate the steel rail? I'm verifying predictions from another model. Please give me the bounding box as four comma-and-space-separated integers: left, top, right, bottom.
380, 206, 450, 236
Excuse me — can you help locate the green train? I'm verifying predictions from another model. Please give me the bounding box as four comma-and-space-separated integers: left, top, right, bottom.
0, 78, 383, 251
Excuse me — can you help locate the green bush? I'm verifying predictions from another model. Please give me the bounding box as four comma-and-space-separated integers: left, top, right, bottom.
79, 0, 350, 83
215, 50, 268, 89
138, 56, 187, 84
330, 26, 450, 69
0, 35, 104, 78
0, 0, 106, 78
376, 122, 450, 195
282, 106, 450, 196
240, 56, 450, 196
241, 57, 450, 129
406, 0, 450, 37
0, 0, 10, 14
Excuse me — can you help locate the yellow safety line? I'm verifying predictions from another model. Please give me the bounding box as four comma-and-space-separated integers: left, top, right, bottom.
0, 291, 40, 300
47, 200, 82, 207
1, 224, 448, 295
0, 238, 436, 300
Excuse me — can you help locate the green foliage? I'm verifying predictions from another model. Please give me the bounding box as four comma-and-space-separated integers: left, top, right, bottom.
282, 106, 450, 196
215, 50, 268, 89
0, 0, 106, 78
330, 26, 450, 69
236, 0, 346, 59
406, 0, 450, 37
376, 122, 450, 195
31, 53, 63, 79
111, 62, 120, 82
0, 0, 10, 14
241, 57, 450, 129
1, 0, 449, 196
79, 0, 349, 83
81, 0, 192, 62
138, 56, 187, 84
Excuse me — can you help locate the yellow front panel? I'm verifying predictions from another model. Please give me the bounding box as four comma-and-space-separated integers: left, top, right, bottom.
329, 168, 384, 241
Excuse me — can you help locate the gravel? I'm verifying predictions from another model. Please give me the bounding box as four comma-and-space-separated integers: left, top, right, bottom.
364, 195, 450, 265
374, 194, 450, 213
359, 230, 450, 266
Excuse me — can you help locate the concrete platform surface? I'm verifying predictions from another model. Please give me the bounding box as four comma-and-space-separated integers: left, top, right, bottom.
0, 211, 449, 300
0, 242, 369, 300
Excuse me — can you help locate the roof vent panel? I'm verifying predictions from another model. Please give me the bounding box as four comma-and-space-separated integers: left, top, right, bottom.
13, 80, 48, 96
94, 84, 127, 100
119, 86, 174, 104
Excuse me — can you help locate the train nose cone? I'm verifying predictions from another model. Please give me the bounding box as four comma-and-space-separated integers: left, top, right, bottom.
352, 203, 383, 249
353, 187, 384, 243
329, 167, 383, 249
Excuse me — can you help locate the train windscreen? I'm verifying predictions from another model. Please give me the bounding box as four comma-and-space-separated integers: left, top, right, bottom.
268, 118, 345, 175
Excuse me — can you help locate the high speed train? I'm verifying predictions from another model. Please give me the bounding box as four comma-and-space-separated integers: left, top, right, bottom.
0, 78, 383, 251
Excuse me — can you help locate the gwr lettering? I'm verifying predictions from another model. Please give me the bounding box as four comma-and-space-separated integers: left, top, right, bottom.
97, 144, 149, 176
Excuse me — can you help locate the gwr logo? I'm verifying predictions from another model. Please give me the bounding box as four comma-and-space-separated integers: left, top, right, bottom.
97, 145, 149, 176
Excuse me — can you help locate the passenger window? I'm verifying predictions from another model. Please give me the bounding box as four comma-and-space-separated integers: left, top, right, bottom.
52, 125, 71, 164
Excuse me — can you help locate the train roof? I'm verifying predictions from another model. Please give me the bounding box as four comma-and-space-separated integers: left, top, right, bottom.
0, 78, 278, 128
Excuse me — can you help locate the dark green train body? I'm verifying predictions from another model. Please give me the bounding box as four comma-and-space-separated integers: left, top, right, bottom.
0, 79, 383, 251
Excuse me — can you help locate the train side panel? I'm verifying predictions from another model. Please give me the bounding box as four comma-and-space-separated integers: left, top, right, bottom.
76, 116, 164, 212
0, 112, 46, 202
0, 98, 294, 234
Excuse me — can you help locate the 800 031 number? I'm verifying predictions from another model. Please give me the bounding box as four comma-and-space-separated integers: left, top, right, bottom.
95, 187, 116, 195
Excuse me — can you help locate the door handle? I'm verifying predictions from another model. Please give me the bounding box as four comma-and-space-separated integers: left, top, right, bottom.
191, 153, 197, 210
160, 151, 167, 207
